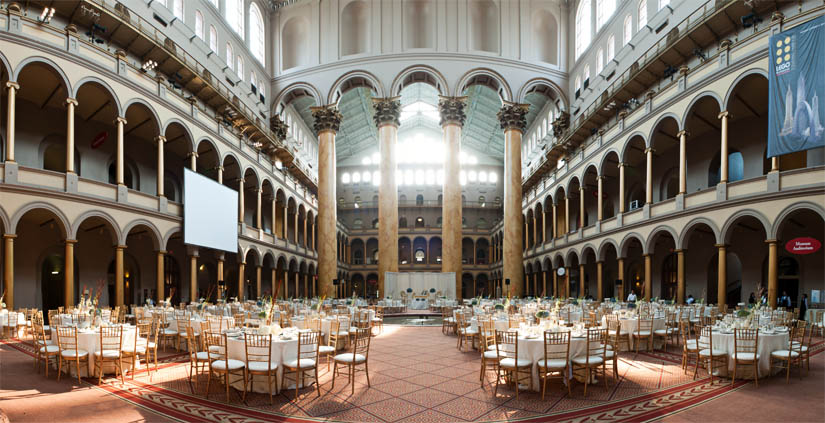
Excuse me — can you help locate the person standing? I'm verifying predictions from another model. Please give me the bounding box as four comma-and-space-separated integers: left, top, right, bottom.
748, 292, 756, 304
799, 293, 809, 321
627, 290, 637, 303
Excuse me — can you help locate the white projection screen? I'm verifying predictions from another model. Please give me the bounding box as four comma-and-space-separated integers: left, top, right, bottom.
183, 168, 238, 252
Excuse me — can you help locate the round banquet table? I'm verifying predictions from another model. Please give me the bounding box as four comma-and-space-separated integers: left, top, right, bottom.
225, 333, 303, 393
289, 316, 351, 341
0, 310, 25, 327
57, 310, 112, 326
601, 316, 666, 350
56, 325, 138, 377
707, 329, 790, 378
469, 317, 509, 333
513, 330, 589, 391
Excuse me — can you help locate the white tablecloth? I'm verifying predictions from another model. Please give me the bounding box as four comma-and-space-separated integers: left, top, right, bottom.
57, 326, 137, 377
516, 332, 589, 390
708, 330, 790, 378
378, 300, 402, 308
602, 316, 666, 350
410, 299, 429, 310
470, 317, 510, 333
226, 335, 301, 393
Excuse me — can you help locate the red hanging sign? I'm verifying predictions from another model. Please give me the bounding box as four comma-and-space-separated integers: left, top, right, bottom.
785, 237, 821, 255
91, 131, 108, 149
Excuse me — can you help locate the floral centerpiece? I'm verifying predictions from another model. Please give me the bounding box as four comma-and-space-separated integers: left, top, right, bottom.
316, 295, 326, 312
0, 290, 6, 310
406, 288, 413, 294
535, 310, 550, 320
494, 303, 505, 311
429, 288, 436, 294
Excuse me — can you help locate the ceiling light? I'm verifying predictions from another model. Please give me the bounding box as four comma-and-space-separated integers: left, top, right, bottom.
141, 60, 158, 72
39, 7, 56, 23
51, 270, 59, 275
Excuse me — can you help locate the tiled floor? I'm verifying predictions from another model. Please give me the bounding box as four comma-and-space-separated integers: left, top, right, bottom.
1, 326, 823, 422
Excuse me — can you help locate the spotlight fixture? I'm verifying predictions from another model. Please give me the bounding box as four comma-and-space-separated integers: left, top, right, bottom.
141, 59, 158, 72
38, 7, 56, 24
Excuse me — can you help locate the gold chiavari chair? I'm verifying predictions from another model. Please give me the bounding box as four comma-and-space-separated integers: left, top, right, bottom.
572, 328, 609, 397
34, 318, 59, 377
204, 331, 245, 402
319, 319, 340, 371
795, 321, 813, 373
681, 321, 699, 373
494, 330, 532, 399
158, 312, 178, 351
282, 331, 321, 400
371, 307, 384, 335
538, 331, 571, 399
654, 311, 680, 352
605, 314, 631, 351
633, 317, 654, 353
442, 307, 456, 335
56, 326, 90, 384
94, 326, 125, 386
305, 317, 322, 333
695, 326, 727, 384
770, 325, 804, 383
456, 312, 478, 352
242, 333, 278, 404
603, 320, 621, 383
176, 317, 195, 351
234, 313, 245, 329
331, 327, 371, 395
123, 321, 153, 380
732, 328, 760, 387
478, 318, 500, 386
186, 326, 213, 389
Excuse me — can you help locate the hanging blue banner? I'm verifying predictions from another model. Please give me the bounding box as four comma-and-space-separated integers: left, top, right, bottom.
767, 16, 825, 158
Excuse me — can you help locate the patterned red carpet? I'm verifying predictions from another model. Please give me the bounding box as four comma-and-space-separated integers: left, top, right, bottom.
2, 326, 823, 423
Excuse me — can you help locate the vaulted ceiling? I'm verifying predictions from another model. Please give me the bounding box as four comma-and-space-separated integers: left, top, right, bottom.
287, 82, 554, 165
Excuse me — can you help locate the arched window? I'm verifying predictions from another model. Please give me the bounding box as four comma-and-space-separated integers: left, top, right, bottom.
575, 0, 592, 59
236, 55, 244, 79
596, 0, 616, 30
195, 10, 204, 39
249, 2, 265, 63
607, 35, 615, 60
575, 76, 581, 92
209, 25, 217, 52
414, 216, 425, 228
638, 0, 647, 29
226, 43, 233, 70
225, 0, 244, 39
415, 194, 424, 205
623, 15, 632, 45
251, 70, 256, 91
708, 150, 744, 186
597, 48, 604, 71
583, 65, 591, 87
172, 0, 183, 20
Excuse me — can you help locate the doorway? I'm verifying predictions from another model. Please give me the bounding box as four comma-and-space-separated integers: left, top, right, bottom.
41, 254, 68, 323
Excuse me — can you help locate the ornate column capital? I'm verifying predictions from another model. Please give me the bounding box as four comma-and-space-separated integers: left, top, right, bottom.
187, 151, 198, 158
765, 239, 778, 244
270, 114, 289, 142
155, 135, 167, 144
437, 96, 467, 127
717, 110, 731, 119
372, 96, 401, 128
676, 129, 689, 138
644, 147, 655, 154
115, 116, 128, 125
66, 97, 78, 107
311, 105, 342, 134
497, 101, 529, 133
5, 81, 19, 91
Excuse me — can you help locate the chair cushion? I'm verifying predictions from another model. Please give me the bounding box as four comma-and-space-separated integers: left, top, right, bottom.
39, 345, 60, 353
337, 331, 350, 337
605, 350, 616, 359
334, 353, 366, 363
208, 345, 223, 353
94, 350, 121, 359
654, 329, 672, 335
247, 361, 278, 372
572, 355, 604, 365
483, 350, 503, 359
162, 329, 178, 335
733, 352, 759, 361
685, 340, 698, 350
318, 345, 336, 354
499, 357, 531, 368
123, 346, 146, 354
537, 358, 567, 369
771, 350, 799, 359
284, 358, 316, 368
211, 359, 245, 371
61, 349, 89, 358
699, 348, 726, 357
460, 328, 478, 335
196, 351, 220, 361
634, 331, 651, 337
